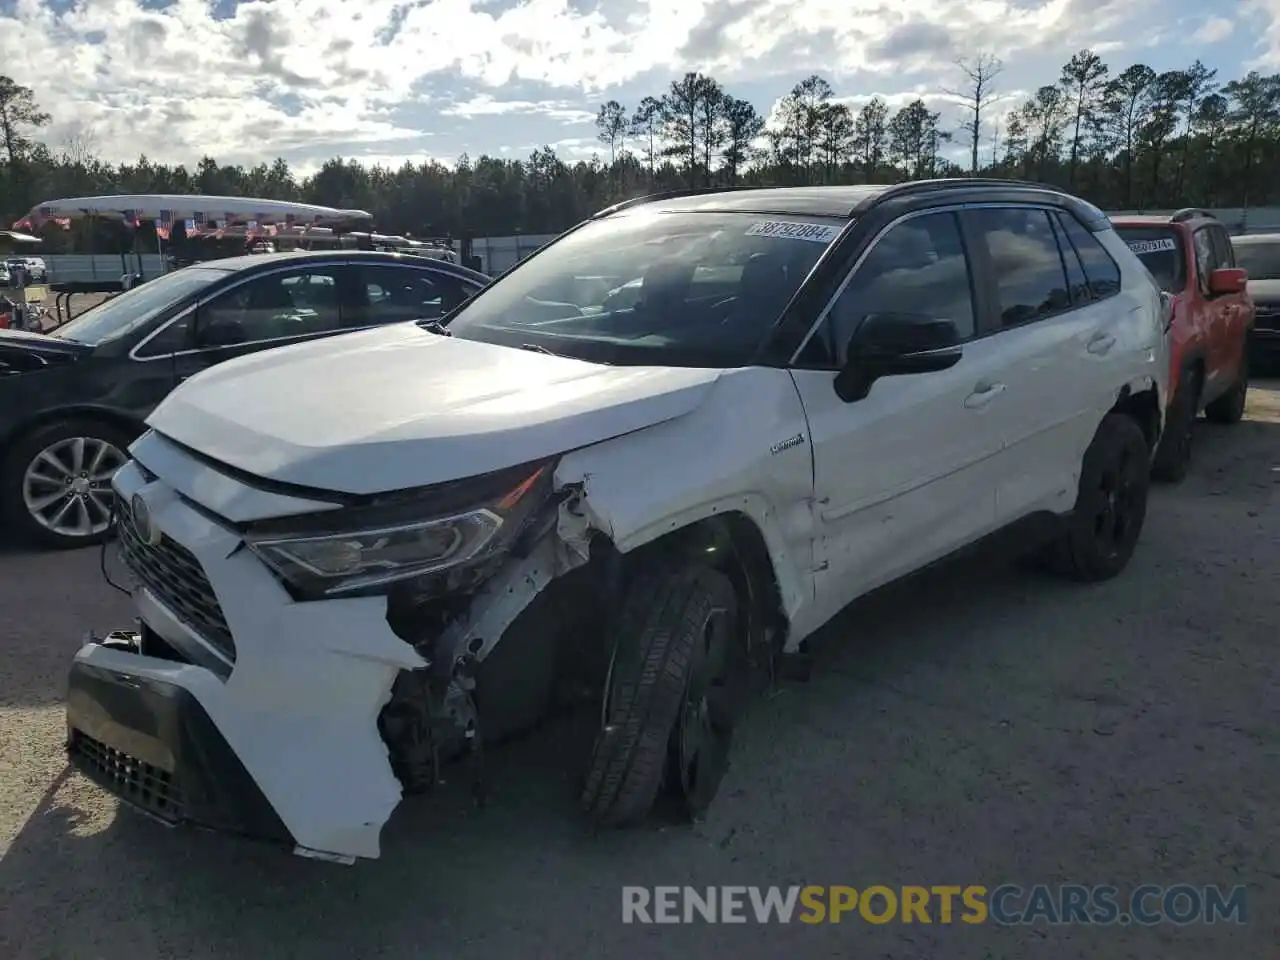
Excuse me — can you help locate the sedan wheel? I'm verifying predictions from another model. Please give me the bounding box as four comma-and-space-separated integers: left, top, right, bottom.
22, 435, 127, 540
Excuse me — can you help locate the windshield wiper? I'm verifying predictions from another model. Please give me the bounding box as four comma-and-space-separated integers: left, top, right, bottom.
517, 343, 558, 356
417, 319, 451, 336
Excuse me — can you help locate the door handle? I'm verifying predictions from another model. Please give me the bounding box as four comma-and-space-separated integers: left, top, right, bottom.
964, 381, 1007, 409
1087, 331, 1116, 355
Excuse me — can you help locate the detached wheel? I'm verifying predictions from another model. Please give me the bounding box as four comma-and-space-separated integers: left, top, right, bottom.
582, 564, 745, 827
1047, 413, 1150, 583
2, 419, 131, 549
1205, 354, 1248, 425
1151, 368, 1199, 483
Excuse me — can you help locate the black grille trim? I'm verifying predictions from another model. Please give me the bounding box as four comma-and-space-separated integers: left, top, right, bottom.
69, 731, 185, 822
117, 495, 237, 664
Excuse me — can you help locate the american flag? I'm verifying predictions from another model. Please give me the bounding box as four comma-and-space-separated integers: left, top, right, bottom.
122, 209, 140, 228
53, 217, 72, 230
155, 210, 173, 240
246, 220, 259, 238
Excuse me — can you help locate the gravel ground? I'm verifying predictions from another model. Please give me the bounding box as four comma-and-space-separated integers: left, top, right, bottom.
1, 384, 1277, 959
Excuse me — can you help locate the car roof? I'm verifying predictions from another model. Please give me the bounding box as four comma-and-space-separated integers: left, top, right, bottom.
595, 178, 1105, 223
1110, 215, 1179, 226
186, 249, 489, 281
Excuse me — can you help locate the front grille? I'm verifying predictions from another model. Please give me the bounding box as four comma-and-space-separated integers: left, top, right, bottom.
117, 495, 237, 663
69, 732, 185, 821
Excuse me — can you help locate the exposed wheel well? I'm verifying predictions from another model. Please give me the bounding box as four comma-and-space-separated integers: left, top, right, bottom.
1109, 385, 1161, 451
628, 512, 789, 665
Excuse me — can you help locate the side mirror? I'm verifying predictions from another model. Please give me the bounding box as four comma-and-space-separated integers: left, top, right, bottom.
1209, 267, 1247, 296
834, 312, 963, 403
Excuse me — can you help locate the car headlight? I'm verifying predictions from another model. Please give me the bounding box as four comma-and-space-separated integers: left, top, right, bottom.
246, 461, 553, 598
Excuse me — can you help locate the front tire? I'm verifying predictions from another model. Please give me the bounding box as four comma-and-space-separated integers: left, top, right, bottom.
1048, 413, 1150, 583
1151, 368, 1199, 483
1204, 354, 1248, 425
582, 563, 744, 827
2, 419, 132, 549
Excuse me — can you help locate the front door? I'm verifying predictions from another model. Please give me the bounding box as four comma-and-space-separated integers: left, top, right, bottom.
1208, 224, 1252, 381
173, 263, 354, 383
789, 209, 1003, 614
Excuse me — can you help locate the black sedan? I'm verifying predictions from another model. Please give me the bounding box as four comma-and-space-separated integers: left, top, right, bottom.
0, 250, 490, 549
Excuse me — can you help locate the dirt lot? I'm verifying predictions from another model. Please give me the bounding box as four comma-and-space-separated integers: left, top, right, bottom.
1, 385, 1277, 959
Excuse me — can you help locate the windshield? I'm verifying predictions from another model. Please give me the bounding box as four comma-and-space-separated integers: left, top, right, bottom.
1232, 239, 1280, 281
52, 266, 232, 345
443, 210, 846, 366
1114, 226, 1185, 294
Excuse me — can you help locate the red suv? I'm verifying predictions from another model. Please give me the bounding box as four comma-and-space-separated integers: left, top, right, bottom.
1111, 209, 1254, 481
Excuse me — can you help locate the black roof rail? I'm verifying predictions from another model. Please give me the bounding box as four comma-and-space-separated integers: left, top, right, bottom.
856, 176, 1063, 213
591, 185, 771, 219
1171, 207, 1214, 223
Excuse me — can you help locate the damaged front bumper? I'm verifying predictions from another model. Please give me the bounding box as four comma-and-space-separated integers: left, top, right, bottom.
66, 458, 431, 863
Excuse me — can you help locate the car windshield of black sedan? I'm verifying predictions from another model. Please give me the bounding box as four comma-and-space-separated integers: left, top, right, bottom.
442, 210, 845, 366
51, 266, 233, 346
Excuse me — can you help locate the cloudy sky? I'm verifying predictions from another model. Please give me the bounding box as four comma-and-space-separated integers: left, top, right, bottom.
0, 0, 1274, 175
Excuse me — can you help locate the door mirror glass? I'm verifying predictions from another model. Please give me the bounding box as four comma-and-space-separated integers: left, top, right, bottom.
834, 312, 963, 402
1208, 267, 1247, 296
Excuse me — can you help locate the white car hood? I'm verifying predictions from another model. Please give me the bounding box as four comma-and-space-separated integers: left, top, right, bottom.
146, 323, 724, 495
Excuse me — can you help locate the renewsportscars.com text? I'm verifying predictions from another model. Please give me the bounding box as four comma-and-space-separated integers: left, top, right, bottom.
621, 884, 1247, 925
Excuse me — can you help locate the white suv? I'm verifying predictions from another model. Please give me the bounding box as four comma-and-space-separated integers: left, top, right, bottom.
67, 180, 1168, 864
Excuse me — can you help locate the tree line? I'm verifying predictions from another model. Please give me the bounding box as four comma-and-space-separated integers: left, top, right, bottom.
1, 53, 1279, 249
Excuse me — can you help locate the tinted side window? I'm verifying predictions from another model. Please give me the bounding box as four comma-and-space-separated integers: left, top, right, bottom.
138, 314, 194, 357
351, 265, 476, 327
1050, 215, 1091, 305
1193, 229, 1216, 292
1056, 214, 1122, 299
826, 211, 975, 364
200, 267, 345, 345
970, 208, 1070, 327
1209, 227, 1235, 269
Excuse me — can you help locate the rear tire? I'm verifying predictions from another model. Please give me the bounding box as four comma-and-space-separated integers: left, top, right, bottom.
1047, 413, 1150, 583
1151, 368, 1199, 483
1204, 354, 1247, 425
581, 563, 743, 828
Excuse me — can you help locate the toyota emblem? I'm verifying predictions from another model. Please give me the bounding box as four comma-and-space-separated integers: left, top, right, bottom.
130, 492, 162, 546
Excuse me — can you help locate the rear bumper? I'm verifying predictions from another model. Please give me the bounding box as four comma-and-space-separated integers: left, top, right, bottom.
66, 647, 294, 847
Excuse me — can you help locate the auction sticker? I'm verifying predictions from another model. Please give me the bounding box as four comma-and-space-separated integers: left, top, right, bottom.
746, 220, 842, 243
1126, 238, 1177, 254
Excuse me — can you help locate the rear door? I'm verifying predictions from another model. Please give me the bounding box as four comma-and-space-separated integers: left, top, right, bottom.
173, 262, 354, 383
962, 205, 1125, 522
